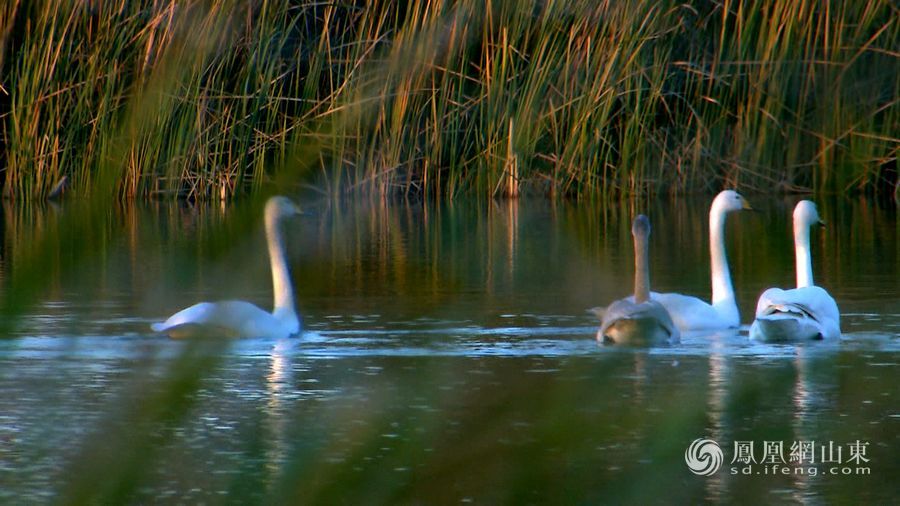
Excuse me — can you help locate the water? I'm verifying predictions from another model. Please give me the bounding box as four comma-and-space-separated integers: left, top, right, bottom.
0, 196, 897, 504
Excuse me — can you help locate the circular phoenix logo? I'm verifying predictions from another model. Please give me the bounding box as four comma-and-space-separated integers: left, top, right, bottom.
685, 438, 723, 476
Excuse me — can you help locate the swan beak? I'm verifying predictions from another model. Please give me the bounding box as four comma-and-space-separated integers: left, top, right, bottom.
741, 199, 753, 210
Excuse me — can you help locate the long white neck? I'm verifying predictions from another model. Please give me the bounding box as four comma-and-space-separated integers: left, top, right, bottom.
633, 233, 651, 303
709, 207, 735, 306
794, 217, 814, 288
266, 210, 296, 321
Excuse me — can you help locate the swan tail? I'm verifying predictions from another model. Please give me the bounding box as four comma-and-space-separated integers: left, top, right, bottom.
600, 317, 676, 346
150, 302, 216, 335
588, 306, 607, 320
598, 300, 679, 346
750, 311, 822, 341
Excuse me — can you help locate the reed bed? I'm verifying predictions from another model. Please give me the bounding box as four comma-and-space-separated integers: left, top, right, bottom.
0, 0, 896, 201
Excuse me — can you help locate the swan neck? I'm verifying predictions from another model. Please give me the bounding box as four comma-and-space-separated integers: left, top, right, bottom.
633, 232, 651, 303
794, 216, 814, 288
266, 210, 296, 319
709, 208, 734, 305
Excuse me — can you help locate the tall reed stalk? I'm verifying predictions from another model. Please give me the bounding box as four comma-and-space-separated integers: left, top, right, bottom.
0, 0, 896, 201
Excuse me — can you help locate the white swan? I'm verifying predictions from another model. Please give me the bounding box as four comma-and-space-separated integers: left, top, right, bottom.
750, 201, 840, 341
597, 215, 680, 345
650, 190, 751, 330
151, 196, 302, 339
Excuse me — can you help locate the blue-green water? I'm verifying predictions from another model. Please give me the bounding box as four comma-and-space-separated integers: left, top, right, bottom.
0, 196, 897, 503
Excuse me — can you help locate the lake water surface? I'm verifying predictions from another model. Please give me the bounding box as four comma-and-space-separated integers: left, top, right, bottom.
0, 195, 897, 503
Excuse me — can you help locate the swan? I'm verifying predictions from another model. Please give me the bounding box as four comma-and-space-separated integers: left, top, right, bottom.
597, 215, 680, 345
649, 190, 751, 331
151, 196, 303, 339
749, 200, 840, 341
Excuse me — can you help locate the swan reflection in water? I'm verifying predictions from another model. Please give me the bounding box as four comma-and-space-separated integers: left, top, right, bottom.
704, 331, 735, 504
789, 349, 839, 503
700, 336, 841, 504
264, 339, 294, 488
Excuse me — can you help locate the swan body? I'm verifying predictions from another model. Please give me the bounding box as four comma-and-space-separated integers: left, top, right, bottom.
599, 298, 680, 345
152, 196, 302, 339
646, 291, 734, 331
151, 301, 297, 339
750, 201, 840, 341
597, 215, 680, 345
650, 190, 751, 331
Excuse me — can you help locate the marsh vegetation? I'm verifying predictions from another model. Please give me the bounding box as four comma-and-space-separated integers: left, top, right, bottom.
0, 0, 896, 200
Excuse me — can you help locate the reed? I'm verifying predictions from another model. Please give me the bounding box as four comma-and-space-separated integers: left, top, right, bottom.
0, 0, 896, 201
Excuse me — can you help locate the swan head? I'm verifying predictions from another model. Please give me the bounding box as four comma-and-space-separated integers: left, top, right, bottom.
265, 196, 302, 220
632, 214, 651, 238
711, 189, 752, 214
794, 200, 824, 228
